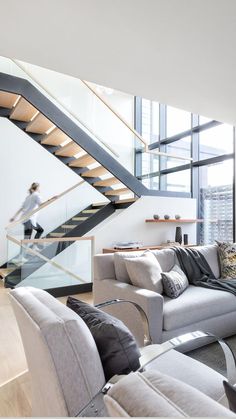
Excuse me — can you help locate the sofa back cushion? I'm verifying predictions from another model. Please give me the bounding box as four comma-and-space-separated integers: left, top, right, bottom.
114, 250, 146, 283
10, 287, 105, 417
196, 244, 220, 279
152, 248, 177, 272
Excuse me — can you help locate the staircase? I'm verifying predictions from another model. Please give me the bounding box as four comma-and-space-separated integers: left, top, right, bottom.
0, 72, 149, 291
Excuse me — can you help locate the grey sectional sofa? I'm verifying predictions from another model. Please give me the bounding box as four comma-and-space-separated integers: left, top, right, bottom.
94, 244, 236, 345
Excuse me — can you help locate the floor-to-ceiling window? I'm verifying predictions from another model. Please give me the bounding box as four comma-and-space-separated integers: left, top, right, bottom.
135, 99, 235, 244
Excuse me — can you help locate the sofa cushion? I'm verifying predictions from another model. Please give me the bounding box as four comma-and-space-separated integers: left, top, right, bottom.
217, 241, 236, 279
104, 370, 234, 417
114, 250, 145, 283
152, 248, 177, 272
144, 348, 226, 402
67, 297, 140, 380
161, 265, 188, 298
163, 285, 236, 331
196, 244, 220, 279
124, 251, 163, 294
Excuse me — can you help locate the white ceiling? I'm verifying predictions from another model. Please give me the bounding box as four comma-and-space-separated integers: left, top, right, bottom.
0, 0, 236, 124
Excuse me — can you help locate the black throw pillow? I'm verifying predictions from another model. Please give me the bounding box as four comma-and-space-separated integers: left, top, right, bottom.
67, 297, 140, 381
223, 381, 236, 413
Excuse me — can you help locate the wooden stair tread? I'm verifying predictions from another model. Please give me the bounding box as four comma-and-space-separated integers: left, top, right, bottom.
72, 216, 88, 221
41, 128, 71, 146
105, 188, 130, 196
55, 141, 83, 157
0, 91, 19, 109
61, 224, 77, 229
82, 209, 99, 213
10, 97, 38, 122
69, 154, 96, 168
93, 177, 121, 187
83, 166, 108, 178
26, 113, 55, 134
92, 202, 107, 207
49, 232, 64, 237
115, 198, 137, 204
0, 268, 15, 278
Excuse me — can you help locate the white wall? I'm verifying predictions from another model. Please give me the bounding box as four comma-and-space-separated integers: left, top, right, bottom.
0, 118, 104, 265
89, 196, 197, 253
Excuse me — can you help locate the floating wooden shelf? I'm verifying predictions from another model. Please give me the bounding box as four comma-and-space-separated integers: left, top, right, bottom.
145, 219, 204, 223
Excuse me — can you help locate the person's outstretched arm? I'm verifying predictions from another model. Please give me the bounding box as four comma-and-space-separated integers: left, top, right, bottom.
10, 207, 23, 223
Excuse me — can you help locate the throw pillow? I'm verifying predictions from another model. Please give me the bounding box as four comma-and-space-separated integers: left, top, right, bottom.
114, 250, 144, 283
66, 297, 140, 381
124, 251, 163, 294
217, 241, 236, 279
223, 381, 236, 413
161, 264, 188, 298
104, 370, 234, 417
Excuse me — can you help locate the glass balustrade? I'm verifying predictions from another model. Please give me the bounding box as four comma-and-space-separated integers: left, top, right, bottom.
0, 55, 191, 191
6, 180, 104, 243
6, 235, 94, 291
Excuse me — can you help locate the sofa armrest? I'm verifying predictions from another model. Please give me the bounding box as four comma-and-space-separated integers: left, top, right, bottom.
93, 278, 164, 345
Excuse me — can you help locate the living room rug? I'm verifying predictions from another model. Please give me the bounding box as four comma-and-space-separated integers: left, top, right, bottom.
188, 335, 236, 377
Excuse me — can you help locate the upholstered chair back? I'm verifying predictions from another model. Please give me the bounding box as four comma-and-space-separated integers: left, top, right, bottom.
10, 287, 105, 417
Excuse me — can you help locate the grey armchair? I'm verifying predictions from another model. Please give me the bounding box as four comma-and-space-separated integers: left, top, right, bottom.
9, 287, 235, 417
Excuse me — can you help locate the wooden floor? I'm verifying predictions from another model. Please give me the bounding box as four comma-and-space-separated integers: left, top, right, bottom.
0, 281, 93, 417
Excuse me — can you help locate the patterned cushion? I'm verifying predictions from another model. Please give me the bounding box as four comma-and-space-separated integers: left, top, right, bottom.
161, 265, 189, 298
217, 241, 236, 279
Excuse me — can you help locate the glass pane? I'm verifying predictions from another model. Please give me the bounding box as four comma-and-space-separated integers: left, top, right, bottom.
6, 181, 105, 241
198, 160, 233, 245
140, 151, 159, 177
162, 137, 191, 169
141, 99, 159, 144
0, 56, 146, 176
6, 237, 93, 290
161, 170, 191, 193
167, 106, 191, 137
199, 124, 233, 160
141, 175, 159, 190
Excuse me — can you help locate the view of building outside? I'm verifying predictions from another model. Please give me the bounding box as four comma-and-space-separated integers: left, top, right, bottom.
137, 99, 234, 244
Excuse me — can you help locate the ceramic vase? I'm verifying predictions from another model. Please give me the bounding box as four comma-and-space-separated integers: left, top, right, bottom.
175, 226, 182, 245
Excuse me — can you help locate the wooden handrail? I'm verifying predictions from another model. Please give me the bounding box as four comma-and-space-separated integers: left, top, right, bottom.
82, 80, 148, 150
6, 180, 85, 229
12, 58, 194, 164
19, 236, 95, 244
148, 150, 193, 161
12, 59, 119, 158
7, 234, 95, 283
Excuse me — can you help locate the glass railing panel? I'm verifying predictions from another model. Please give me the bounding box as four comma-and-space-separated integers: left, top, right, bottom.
0, 56, 193, 190
0, 56, 146, 175
6, 236, 93, 290
6, 180, 103, 242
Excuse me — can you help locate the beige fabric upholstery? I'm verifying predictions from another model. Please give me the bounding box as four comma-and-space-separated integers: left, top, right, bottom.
104, 370, 235, 417
93, 277, 163, 346
114, 250, 146, 283
152, 248, 177, 271
124, 251, 163, 294
94, 245, 236, 345
144, 348, 226, 402
197, 244, 220, 278
10, 287, 105, 417
163, 285, 236, 331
